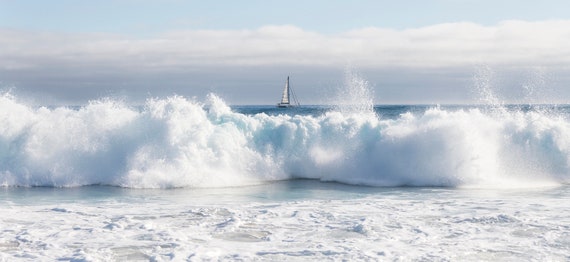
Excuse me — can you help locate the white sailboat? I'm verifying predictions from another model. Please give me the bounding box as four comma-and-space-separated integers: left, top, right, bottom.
277, 76, 300, 108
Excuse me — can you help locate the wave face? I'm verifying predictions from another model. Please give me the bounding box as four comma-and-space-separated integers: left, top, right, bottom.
1, 93, 570, 188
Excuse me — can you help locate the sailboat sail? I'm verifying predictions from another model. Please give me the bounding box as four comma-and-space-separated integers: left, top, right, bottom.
280, 77, 290, 104
277, 76, 299, 108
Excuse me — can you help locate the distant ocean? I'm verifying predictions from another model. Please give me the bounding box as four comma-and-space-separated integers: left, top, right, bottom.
2, 92, 570, 260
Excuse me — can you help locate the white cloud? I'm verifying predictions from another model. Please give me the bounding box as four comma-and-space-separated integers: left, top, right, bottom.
2, 20, 570, 71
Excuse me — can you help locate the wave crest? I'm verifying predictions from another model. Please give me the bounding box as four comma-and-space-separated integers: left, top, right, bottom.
1, 93, 569, 188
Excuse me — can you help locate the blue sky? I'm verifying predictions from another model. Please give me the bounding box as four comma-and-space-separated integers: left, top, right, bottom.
4, 0, 569, 35
1, 0, 570, 104
2, 0, 568, 33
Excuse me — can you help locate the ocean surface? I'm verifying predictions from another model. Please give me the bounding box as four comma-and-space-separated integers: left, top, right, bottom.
2, 93, 570, 261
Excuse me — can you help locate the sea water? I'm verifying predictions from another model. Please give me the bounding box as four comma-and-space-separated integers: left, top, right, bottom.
2, 93, 570, 260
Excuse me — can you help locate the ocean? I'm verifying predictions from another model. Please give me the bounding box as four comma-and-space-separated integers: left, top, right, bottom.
1, 93, 570, 261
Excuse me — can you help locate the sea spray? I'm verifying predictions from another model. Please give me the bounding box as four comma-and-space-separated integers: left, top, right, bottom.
522, 67, 545, 104
331, 67, 375, 114
472, 64, 504, 108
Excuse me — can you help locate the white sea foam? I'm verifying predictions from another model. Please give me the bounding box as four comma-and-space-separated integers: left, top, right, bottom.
1, 92, 570, 188
2, 183, 569, 261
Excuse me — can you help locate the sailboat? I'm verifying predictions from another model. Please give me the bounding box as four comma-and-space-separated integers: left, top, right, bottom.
277, 76, 300, 108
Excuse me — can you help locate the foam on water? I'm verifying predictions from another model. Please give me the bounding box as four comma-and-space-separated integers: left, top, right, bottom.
2, 183, 569, 261
1, 90, 570, 188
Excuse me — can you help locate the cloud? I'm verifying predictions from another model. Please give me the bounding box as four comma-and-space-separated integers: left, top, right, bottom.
3, 20, 570, 70
1, 20, 570, 104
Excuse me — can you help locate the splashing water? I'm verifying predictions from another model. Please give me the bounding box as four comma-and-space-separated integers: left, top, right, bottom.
331, 67, 374, 114
473, 65, 502, 106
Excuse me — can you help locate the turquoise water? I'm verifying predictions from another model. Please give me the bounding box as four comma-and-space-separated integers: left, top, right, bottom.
0, 180, 437, 205
3, 178, 568, 205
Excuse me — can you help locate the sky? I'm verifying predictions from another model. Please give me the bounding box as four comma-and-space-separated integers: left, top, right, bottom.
1, 0, 570, 105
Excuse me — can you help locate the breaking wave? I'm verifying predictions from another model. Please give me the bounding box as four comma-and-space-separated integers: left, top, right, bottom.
1, 92, 570, 188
